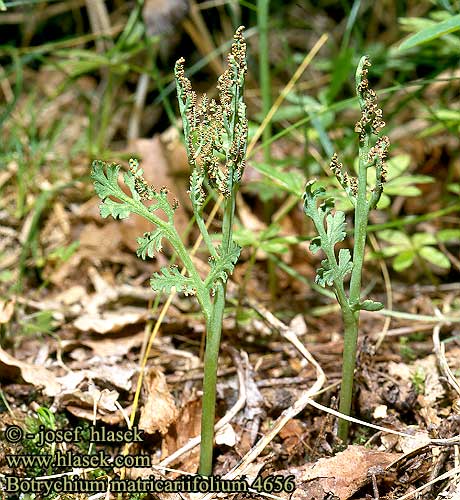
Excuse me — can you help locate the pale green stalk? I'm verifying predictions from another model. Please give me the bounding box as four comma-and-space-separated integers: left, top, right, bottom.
338, 58, 372, 439
93, 28, 248, 476
304, 56, 389, 442
199, 187, 235, 475
175, 28, 248, 475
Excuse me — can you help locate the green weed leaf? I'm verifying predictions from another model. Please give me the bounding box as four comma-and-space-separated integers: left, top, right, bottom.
99, 198, 131, 219
205, 241, 241, 292
326, 211, 347, 246
315, 259, 334, 287
150, 266, 196, 296
305, 181, 353, 289
353, 299, 384, 312
148, 189, 176, 223
412, 233, 437, 247
378, 230, 411, 246
337, 248, 353, 280
92, 160, 136, 220
91, 160, 123, 199
123, 171, 141, 201
393, 250, 415, 271
137, 229, 167, 259
437, 229, 460, 243
419, 247, 450, 269
303, 180, 327, 219
252, 161, 304, 197
315, 250, 352, 287
309, 236, 322, 254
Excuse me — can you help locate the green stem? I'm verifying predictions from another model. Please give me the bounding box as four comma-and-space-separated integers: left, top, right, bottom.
338, 57, 371, 442
199, 186, 236, 475
194, 206, 218, 259
199, 282, 224, 476
337, 310, 359, 439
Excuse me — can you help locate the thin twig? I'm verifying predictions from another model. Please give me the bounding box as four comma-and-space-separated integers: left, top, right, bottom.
433, 324, 460, 398
394, 465, 460, 500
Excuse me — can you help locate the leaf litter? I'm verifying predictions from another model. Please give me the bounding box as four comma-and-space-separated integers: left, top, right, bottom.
1, 6, 460, 499
3, 203, 460, 500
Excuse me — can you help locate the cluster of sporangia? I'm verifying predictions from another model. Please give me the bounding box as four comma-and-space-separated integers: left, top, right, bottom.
329, 57, 389, 207
174, 26, 248, 202
128, 158, 179, 211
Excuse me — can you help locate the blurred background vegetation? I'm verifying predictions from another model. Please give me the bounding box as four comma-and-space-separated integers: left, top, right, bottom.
0, 0, 459, 305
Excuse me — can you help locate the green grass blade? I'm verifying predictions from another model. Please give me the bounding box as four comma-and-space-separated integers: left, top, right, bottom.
398, 13, 460, 51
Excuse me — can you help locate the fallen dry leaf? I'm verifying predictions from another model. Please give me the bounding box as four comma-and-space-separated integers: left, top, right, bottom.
0, 347, 61, 397
53, 285, 87, 306
215, 422, 237, 447
160, 126, 190, 176
58, 385, 126, 424
279, 419, 305, 455
59, 366, 136, 392
396, 427, 431, 454
58, 386, 119, 411
79, 222, 123, 259
73, 306, 149, 334
161, 397, 202, 472
287, 445, 400, 500
139, 368, 178, 435
81, 331, 146, 357
414, 354, 445, 406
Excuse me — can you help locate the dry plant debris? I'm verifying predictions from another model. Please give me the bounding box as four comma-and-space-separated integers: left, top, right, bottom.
1, 2, 460, 500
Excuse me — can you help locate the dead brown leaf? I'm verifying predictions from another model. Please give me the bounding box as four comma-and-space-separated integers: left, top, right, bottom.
288, 445, 400, 500
73, 306, 149, 334
0, 347, 61, 397
59, 386, 126, 424
161, 397, 202, 472
81, 330, 146, 357
139, 368, 178, 435
279, 419, 305, 455
160, 126, 190, 176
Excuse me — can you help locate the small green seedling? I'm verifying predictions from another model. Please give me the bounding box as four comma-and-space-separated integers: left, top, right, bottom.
91, 27, 248, 475
376, 229, 460, 272
303, 56, 389, 442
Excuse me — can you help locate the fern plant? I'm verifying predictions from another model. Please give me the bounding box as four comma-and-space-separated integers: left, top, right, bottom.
91, 27, 248, 475
303, 56, 389, 441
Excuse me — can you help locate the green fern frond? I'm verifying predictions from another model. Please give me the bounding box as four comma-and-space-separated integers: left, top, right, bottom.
150, 266, 196, 296
136, 229, 167, 258
205, 241, 241, 292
